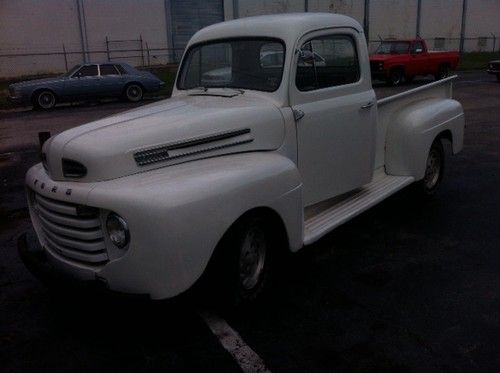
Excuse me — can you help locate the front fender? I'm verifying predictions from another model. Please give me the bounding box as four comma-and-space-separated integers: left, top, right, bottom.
385, 98, 464, 179
87, 152, 302, 299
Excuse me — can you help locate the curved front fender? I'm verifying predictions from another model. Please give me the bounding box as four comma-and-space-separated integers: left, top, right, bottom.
87, 152, 303, 299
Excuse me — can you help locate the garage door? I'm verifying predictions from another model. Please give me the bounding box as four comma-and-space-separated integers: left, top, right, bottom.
171, 0, 224, 61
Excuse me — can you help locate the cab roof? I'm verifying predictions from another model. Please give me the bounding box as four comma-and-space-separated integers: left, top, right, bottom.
188, 13, 363, 47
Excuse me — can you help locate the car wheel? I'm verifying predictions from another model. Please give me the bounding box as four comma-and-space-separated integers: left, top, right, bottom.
417, 139, 445, 196
124, 84, 144, 102
33, 90, 56, 110
436, 64, 450, 80
207, 215, 278, 309
387, 68, 403, 86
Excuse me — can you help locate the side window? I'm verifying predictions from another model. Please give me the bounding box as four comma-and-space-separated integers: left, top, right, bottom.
296, 35, 360, 91
413, 41, 424, 54
74, 65, 98, 77
100, 64, 120, 75
115, 64, 127, 74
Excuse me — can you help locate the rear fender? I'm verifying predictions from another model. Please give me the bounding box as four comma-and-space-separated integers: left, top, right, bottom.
385, 98, 464, 180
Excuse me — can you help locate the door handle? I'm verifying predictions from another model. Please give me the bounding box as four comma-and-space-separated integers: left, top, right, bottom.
361, 101, 375, 109
293, 109, 305, 121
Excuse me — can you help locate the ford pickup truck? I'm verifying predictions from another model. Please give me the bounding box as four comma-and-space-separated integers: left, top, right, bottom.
21, 13, 464, 307
370, 39, 460, 85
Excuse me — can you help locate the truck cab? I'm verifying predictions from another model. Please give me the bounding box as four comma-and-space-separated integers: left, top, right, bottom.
22, 13, 464, 307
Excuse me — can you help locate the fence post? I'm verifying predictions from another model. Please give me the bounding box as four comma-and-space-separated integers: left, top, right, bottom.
106, 36, 110, 61
62, 44, 68, 72
459, 0, 468, 53
363, 0, 370, 42
140, 34, 145, 66
146, 42, 151, 67
491, 33, 496, 53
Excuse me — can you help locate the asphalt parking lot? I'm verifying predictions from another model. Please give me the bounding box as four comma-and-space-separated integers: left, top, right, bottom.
1, 71, 500, 373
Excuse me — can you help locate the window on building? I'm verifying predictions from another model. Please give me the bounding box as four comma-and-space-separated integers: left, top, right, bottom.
100, 64, 120, 75
434, 38, 445, 50
296, 35, 360, 91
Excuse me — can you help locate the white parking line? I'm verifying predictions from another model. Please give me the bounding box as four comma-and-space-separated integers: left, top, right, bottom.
200, 311, 272, 373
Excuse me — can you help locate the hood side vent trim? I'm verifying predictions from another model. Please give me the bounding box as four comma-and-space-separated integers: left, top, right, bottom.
134, 128, 252, 166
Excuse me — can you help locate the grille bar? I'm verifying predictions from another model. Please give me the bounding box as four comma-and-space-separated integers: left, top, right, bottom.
30, 190, 108, 265
45, 235, 108, 264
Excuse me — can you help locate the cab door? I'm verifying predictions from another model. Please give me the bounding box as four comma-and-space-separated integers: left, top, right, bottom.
408, 40, 428, 76
290, 29, 377, 206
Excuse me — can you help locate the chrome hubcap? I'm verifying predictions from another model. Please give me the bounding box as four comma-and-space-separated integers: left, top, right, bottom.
239, 227, 267, 290
127, 86, 141, 99
424, 149, 441, 190
39, 92, 55, 108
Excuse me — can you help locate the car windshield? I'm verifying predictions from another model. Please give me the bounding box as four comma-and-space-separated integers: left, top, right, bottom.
178, 38, 285, 92
376, 42, 410, 54
63, 65, 81, 77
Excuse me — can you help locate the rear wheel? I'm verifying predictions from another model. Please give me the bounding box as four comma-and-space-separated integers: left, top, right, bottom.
387, 68, 404, 86
416, 139, 445, 196
33, 90, 56, 110
435, 64, 450, 80
124, 83, 144, 102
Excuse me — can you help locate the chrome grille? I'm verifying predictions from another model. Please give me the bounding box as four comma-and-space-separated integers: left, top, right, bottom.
30, 191, 108, 265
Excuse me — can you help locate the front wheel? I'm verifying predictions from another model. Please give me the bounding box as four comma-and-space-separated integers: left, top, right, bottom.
387, 68, 404, 86
416, 139, 445, 196
208, 216, 277, 308
33, 90, 56, 110
124, 83, 144, 102
435, 64, 450, 80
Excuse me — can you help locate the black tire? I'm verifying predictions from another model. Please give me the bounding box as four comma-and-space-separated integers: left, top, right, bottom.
416, 138, 445, 196
205, 214, 282, 309
435, 64, 450, 80
387, 68, 404, 86
123, 83, 144, 102
496, 74, 500, 82
32, 90, 56, 110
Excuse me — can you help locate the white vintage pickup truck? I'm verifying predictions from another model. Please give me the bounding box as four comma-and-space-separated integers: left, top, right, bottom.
22, 13, 464, 306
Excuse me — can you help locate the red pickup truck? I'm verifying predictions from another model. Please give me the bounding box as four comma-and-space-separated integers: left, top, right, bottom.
370, 39, 460, 85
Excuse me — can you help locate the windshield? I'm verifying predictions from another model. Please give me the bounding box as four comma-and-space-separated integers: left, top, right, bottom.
63, 65, 81, 77
178, 38, 285, 92
376, 42, 410, 55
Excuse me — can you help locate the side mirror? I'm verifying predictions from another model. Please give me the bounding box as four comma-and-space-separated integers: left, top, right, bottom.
298, 49, 315, 65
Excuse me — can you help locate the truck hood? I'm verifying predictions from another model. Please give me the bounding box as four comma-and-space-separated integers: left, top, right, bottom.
43, 92, 285, 182
11, 76, 68, 89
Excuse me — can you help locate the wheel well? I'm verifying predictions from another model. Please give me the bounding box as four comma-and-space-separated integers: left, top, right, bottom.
437, 129, 452, 144
123, 81, 145, 92
391, 65, 405, 73
232, 207, 289, 252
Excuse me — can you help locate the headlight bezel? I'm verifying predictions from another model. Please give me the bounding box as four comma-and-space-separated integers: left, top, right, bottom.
106, 213, 130, 249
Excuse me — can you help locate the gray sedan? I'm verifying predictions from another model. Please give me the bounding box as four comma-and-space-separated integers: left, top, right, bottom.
8, 62, 165, 110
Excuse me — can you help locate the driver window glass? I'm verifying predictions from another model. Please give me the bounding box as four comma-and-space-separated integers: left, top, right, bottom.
296, 35, 360, 91
75, 65, 98, 77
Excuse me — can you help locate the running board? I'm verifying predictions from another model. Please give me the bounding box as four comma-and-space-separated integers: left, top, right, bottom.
304, 174, 414, 245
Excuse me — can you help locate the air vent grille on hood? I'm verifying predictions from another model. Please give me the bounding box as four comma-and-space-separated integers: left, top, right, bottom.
133, 128, 252, 166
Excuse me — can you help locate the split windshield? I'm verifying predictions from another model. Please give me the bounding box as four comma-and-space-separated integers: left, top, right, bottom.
376, 42, 410, 54
178, 38, 285, 92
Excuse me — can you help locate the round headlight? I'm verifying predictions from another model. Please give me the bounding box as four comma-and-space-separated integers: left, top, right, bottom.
106, 213, 129, 248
